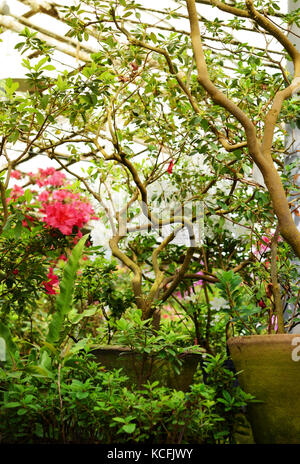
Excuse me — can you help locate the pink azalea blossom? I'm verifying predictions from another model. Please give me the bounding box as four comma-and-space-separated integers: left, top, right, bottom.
11, 170, 22, 179
38, 191, 50, 202
34, 168, 66, 187
42, 267, 59, 295
193, 271, 204, 288
47, 171, 66, 187
8, 185, 25, 202
42, 198, 96, 235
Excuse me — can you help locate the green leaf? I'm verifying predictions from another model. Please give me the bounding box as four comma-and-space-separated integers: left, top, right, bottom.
122, 423, 136, 434
40, 95, 50, 109
47, 234, 89, 343
57, 74, 68, 91
35, 112, 44, 126
24, 189, 32, 204
3, 402, 21, 408
42, 341, 57, 355
26, 365, 52, 378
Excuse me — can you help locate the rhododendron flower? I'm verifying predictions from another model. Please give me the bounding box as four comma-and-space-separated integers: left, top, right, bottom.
258, 299, 266, 309
176, 289, 190, 300
11, 170, 21, 179
42, 267, 59, 295
42, 198, 96, 235
167, 159, 174, 174
8, 185, 25, 202
52, 189, 80, 202
193, 271, 204, 288
34, 168, 66, 187
38, 191, 50, 202
253, 235, 271, 257
47, 171, 66, 187
12, 184, 25, 197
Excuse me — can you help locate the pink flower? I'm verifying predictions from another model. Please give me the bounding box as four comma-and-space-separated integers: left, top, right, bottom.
12, 269, 19, 275
38, 191, 50, 203
193, 271, 204, 288
42, 267, 59, 295
41, 192, 96, 235
253, 235, 271, 257
176, 289, 189, 300
52, 189, 78, 201
11, 184, 24, 198
34, 168, 66, 187
7, 185, 25, 203
47, 171, 66, 187
58, 254, 67, 261
11, 170, 21, 179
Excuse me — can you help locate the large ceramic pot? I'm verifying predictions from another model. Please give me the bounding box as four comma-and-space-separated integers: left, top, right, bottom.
91, 345, 203, 391
227, 334, 300, 444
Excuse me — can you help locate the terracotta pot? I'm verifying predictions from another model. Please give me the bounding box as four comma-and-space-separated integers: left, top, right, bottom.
91, 345, 202, 391
227, 334, 300, 444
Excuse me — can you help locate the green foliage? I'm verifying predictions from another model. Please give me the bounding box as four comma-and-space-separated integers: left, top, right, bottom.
74, 255, 134, 320
0, 227, 68, 320
198, 353, 257, 443
0, 349, 255, 444
215, 270, 267, 334
47, 234, 89, 344
113, 309, 195, 376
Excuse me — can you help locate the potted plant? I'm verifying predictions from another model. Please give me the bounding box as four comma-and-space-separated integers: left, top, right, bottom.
1, 0, 300, 442
59, 0, 299, 443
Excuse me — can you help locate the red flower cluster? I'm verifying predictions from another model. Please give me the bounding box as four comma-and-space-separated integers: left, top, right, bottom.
40, 188, 97, 235
30, 167, 66, 188
8, 184, 25, 202
11, 170, 22, 179
42, 267, 59, 295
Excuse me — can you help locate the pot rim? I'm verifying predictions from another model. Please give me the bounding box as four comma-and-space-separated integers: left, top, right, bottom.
227, 333, 300, 346
91, 344, 205, 356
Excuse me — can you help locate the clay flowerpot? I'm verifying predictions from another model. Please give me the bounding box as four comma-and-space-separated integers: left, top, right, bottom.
91, 345, 203, 391
227, 334, 300, 444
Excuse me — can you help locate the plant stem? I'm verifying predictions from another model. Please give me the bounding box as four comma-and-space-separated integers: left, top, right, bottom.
271, 225, 284, 333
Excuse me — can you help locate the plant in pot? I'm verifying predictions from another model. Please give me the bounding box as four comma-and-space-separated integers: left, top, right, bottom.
1, 0, 300, 442
54, 0, 300, 443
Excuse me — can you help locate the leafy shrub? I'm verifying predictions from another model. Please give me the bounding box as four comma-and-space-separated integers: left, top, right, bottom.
0, 350, 254, 444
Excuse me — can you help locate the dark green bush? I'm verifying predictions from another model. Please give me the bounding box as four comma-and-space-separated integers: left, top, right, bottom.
0, 350, 255, 444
